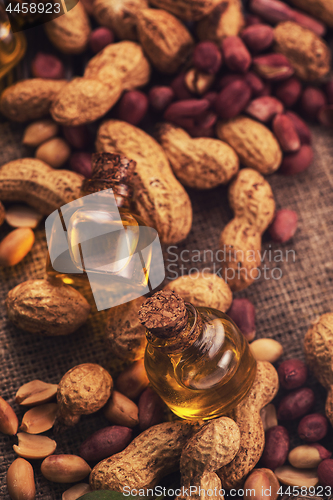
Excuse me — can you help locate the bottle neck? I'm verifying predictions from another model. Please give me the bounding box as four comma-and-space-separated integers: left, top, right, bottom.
146, 303, 203, 353
80, 179, 132, 210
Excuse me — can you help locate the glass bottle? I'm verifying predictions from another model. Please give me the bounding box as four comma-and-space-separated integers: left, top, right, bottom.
139, 290, 257, 420
45, 152, 158, 311
0, 2, 26, 92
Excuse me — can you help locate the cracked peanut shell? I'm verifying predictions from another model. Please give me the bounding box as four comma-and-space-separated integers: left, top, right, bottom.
197, 0, 245, 42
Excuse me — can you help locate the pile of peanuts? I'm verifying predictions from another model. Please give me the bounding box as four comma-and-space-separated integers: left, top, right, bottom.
1, 359, 165, 499
25, 0, 333, 181
2, 336, 333, 499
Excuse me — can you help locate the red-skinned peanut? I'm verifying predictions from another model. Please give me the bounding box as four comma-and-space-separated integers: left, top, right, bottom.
62, 125, 91, 150
31, 52, 65, 80
275, 77, 302, 108
138, 387, 165, 431
89, 28, 114, 54
278, 359, 307, 390
241, 24, 274, 53
171, 73, 193, 100
300, 87, 327, 121
227, 298, 256, 342
285, 112, 312, 145
277, 387, 315, 420
117, 91, 149, 126
164, 99, 210, 122
249, 0, 326, 36
215, 80, 252, 119
318, 105, 333, 127
149, 87, 175, 112
325, 81, 333, 104
245, 72, 265, 96
218, 74, 244, 90
245, 96, 284, 122
245, 13, 263, 26
318, 459, 333, 488
273, 114, 301, 153
222, 36, 252, 73
261, 425, 290, 470
79, 426, 132, 462
298, 414, 329, 442
279, 145, 314, 175
269, 210, 298, 244
193, 42, 222, 74
69, 152, 92, 178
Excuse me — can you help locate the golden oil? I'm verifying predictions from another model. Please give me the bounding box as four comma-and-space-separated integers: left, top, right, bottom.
142, 292, 257, 420
45, 209, 151, 310
45, 153, 153, 311
0, 7, 26, 92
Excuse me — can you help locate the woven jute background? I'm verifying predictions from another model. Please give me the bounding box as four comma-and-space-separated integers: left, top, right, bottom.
0, 114, 332, 499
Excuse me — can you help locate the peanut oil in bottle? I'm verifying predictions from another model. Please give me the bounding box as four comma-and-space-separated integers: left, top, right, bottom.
0, 3, 26, 92
139, 290, 257, 420
45, 153, 153, 311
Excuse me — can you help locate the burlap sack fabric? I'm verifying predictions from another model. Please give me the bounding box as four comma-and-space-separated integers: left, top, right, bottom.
0, 114, 332, 499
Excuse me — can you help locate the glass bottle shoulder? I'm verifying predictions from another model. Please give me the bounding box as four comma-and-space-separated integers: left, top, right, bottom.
145, 306, 246, 391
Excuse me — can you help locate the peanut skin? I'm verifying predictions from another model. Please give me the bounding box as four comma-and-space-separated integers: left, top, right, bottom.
277, 387, 315, 420
261, 425, 290, 470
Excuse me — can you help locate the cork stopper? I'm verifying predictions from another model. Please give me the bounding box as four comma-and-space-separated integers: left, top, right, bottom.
81, 152, 136, 198
139, 290, 189, 339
